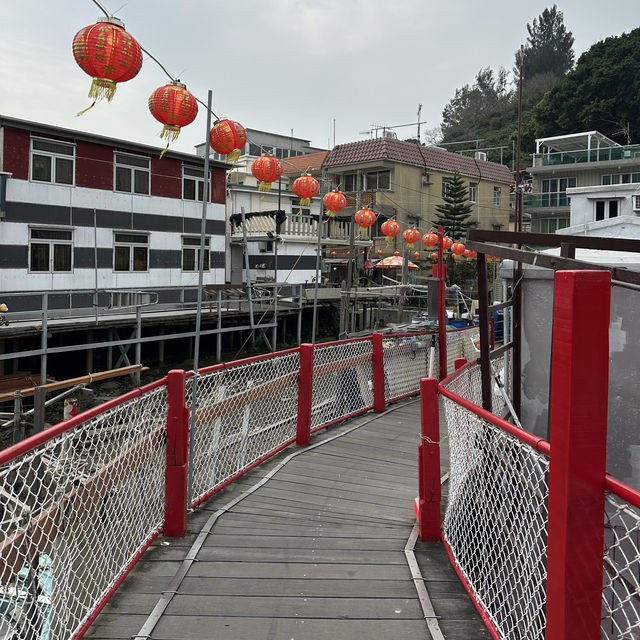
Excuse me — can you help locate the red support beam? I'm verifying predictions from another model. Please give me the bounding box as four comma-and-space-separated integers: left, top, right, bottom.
372, 332, 386, 412
418, 377, 441, 541
164, 370, 189, 537
454, 357, 467, 371
296, 343, 314, 446
544, 270, 611, 640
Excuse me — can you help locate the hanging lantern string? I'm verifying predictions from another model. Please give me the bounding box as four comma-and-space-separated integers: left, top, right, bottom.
89, 0, 221, 121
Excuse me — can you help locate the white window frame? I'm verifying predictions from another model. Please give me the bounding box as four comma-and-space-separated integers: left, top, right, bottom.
28, 226, 73, 273
493, 186, 501, 206
469, 182, 478, 203
442, 177, 452, 199
633, 195, 640, 211
114, 153, 150, 195
182, 236, 210, 272
183, 165, 209, 201
113, 232, 149, 272
30, 137, 75, 186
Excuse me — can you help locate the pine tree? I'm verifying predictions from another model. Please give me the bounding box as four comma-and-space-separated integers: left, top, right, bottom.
434, 172, 474, 241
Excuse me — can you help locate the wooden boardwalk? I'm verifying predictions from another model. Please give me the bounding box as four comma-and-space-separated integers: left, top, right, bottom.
87, 399, 490, 640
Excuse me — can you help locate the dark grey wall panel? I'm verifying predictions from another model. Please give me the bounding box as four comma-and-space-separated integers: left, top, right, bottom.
157, 289, 182, 304
49, 293, 71, 310
71, 208, 95, 226
210, 251, 225, 268
0, 245, 28, 268
71, 293, 94, 309
183, 217, 225, 235
133, 212, 182, 233
74, 247, 112, 268
97, 209, 132, 230
5, 202, 71, 226
149, 250, 181, 269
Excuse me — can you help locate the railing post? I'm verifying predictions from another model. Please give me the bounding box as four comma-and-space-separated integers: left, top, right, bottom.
164, 370, 189, 537
545, 270, 611, 640
372, 333, 386, 412
418, 377, 441, 541
296, 343, 314, 445
454, 357, 467, 371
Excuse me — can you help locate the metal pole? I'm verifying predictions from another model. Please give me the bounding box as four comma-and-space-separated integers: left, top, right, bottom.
216, 290, 222, 361
344, 171, 360, 334
240, 206, 256, 343
13, 390, 21, 444
187, 89, 213, 509
94, 208, 99, 324
311, 168, 326, 344
135, 292, 142, 387
40, 293, 47, 387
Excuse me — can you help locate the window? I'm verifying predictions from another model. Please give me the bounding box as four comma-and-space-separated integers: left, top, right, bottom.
634, 195, 640, 211
343, 174, 357, 192
30, 138, 74, 185
29, 227, 73, 272
182, 236, 210, 271
407, 216, 420, 229
595, 200, 619, 221
114, 232, 148, 271
115, 153, 150, 194
442, 177, 451, 198
364, 170, 390, 190
183, 166, 209, 201
493, 186, 501, 205
539, 218, 569, 234
542, 177, 577, 192
602, 173, 640, 185
469, 182, 478, 203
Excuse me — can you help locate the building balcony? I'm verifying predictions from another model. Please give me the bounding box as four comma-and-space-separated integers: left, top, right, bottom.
533, 145, 640, 167
525, 192, 570, 210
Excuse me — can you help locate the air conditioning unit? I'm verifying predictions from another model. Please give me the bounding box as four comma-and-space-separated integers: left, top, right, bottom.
382, 130, 397, 139
422, 173, 431, 185
633, 195, 640, 211
475, 151, 488, 161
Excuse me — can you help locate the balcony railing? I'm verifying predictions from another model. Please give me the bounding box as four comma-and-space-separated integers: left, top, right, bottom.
537, 145, 640, 167
525, 192, 570, 209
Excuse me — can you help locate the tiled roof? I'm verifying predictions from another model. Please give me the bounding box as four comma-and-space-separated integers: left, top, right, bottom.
324, 138, 513, 184
281, 151, 328, 175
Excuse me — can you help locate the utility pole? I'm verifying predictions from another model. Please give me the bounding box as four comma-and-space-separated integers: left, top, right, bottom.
417, 104, 422, 141
343, 171, 360, 335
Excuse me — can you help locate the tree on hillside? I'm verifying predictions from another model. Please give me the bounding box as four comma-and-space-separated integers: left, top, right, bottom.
434, 173, 475, 241
441, 67, 513, 145
532, 27, 640, 142
515, 5, 574, 81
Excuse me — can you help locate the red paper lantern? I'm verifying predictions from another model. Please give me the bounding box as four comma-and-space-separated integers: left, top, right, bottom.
422, 232, 437, 247
402, 228, 421, 248
463, 249, 473, 261
72, 17, 143, 107
148, 81, 198, 146
252, 154, 283, 192
376, 249, 383, 256
470, 251, 478, 260
354, 208, 376, 232
331, 250, 337, 257
292, 174, 319, 206
394, 251, 401, 257
442, 236, 453, 253
430, 252, 438, 260
381, 219, 401, 242
452, 242, 466, 256
413, 251, 420, 259
209, 119, 247, 165
323, 190, 347, 218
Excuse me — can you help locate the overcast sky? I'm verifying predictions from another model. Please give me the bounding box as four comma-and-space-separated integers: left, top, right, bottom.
1, 0, 639, 156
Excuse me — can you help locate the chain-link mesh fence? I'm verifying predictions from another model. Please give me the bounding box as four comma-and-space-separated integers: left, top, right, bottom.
441, 368, 549, 640
0, 385, 167, 640
310, 340, 374, 431
188, 351, 300, 505
382, 334, 434, 402
602, 493, 640, 639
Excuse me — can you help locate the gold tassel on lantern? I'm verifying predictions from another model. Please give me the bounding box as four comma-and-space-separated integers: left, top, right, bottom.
88, 77, 118, 101
299, 198, 311, 206
226, 149, 242, 165
258, 181, 272, 192
160, 125, 181, 142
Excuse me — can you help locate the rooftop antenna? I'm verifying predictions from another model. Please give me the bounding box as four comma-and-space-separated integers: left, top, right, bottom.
417, 104, 422, 141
